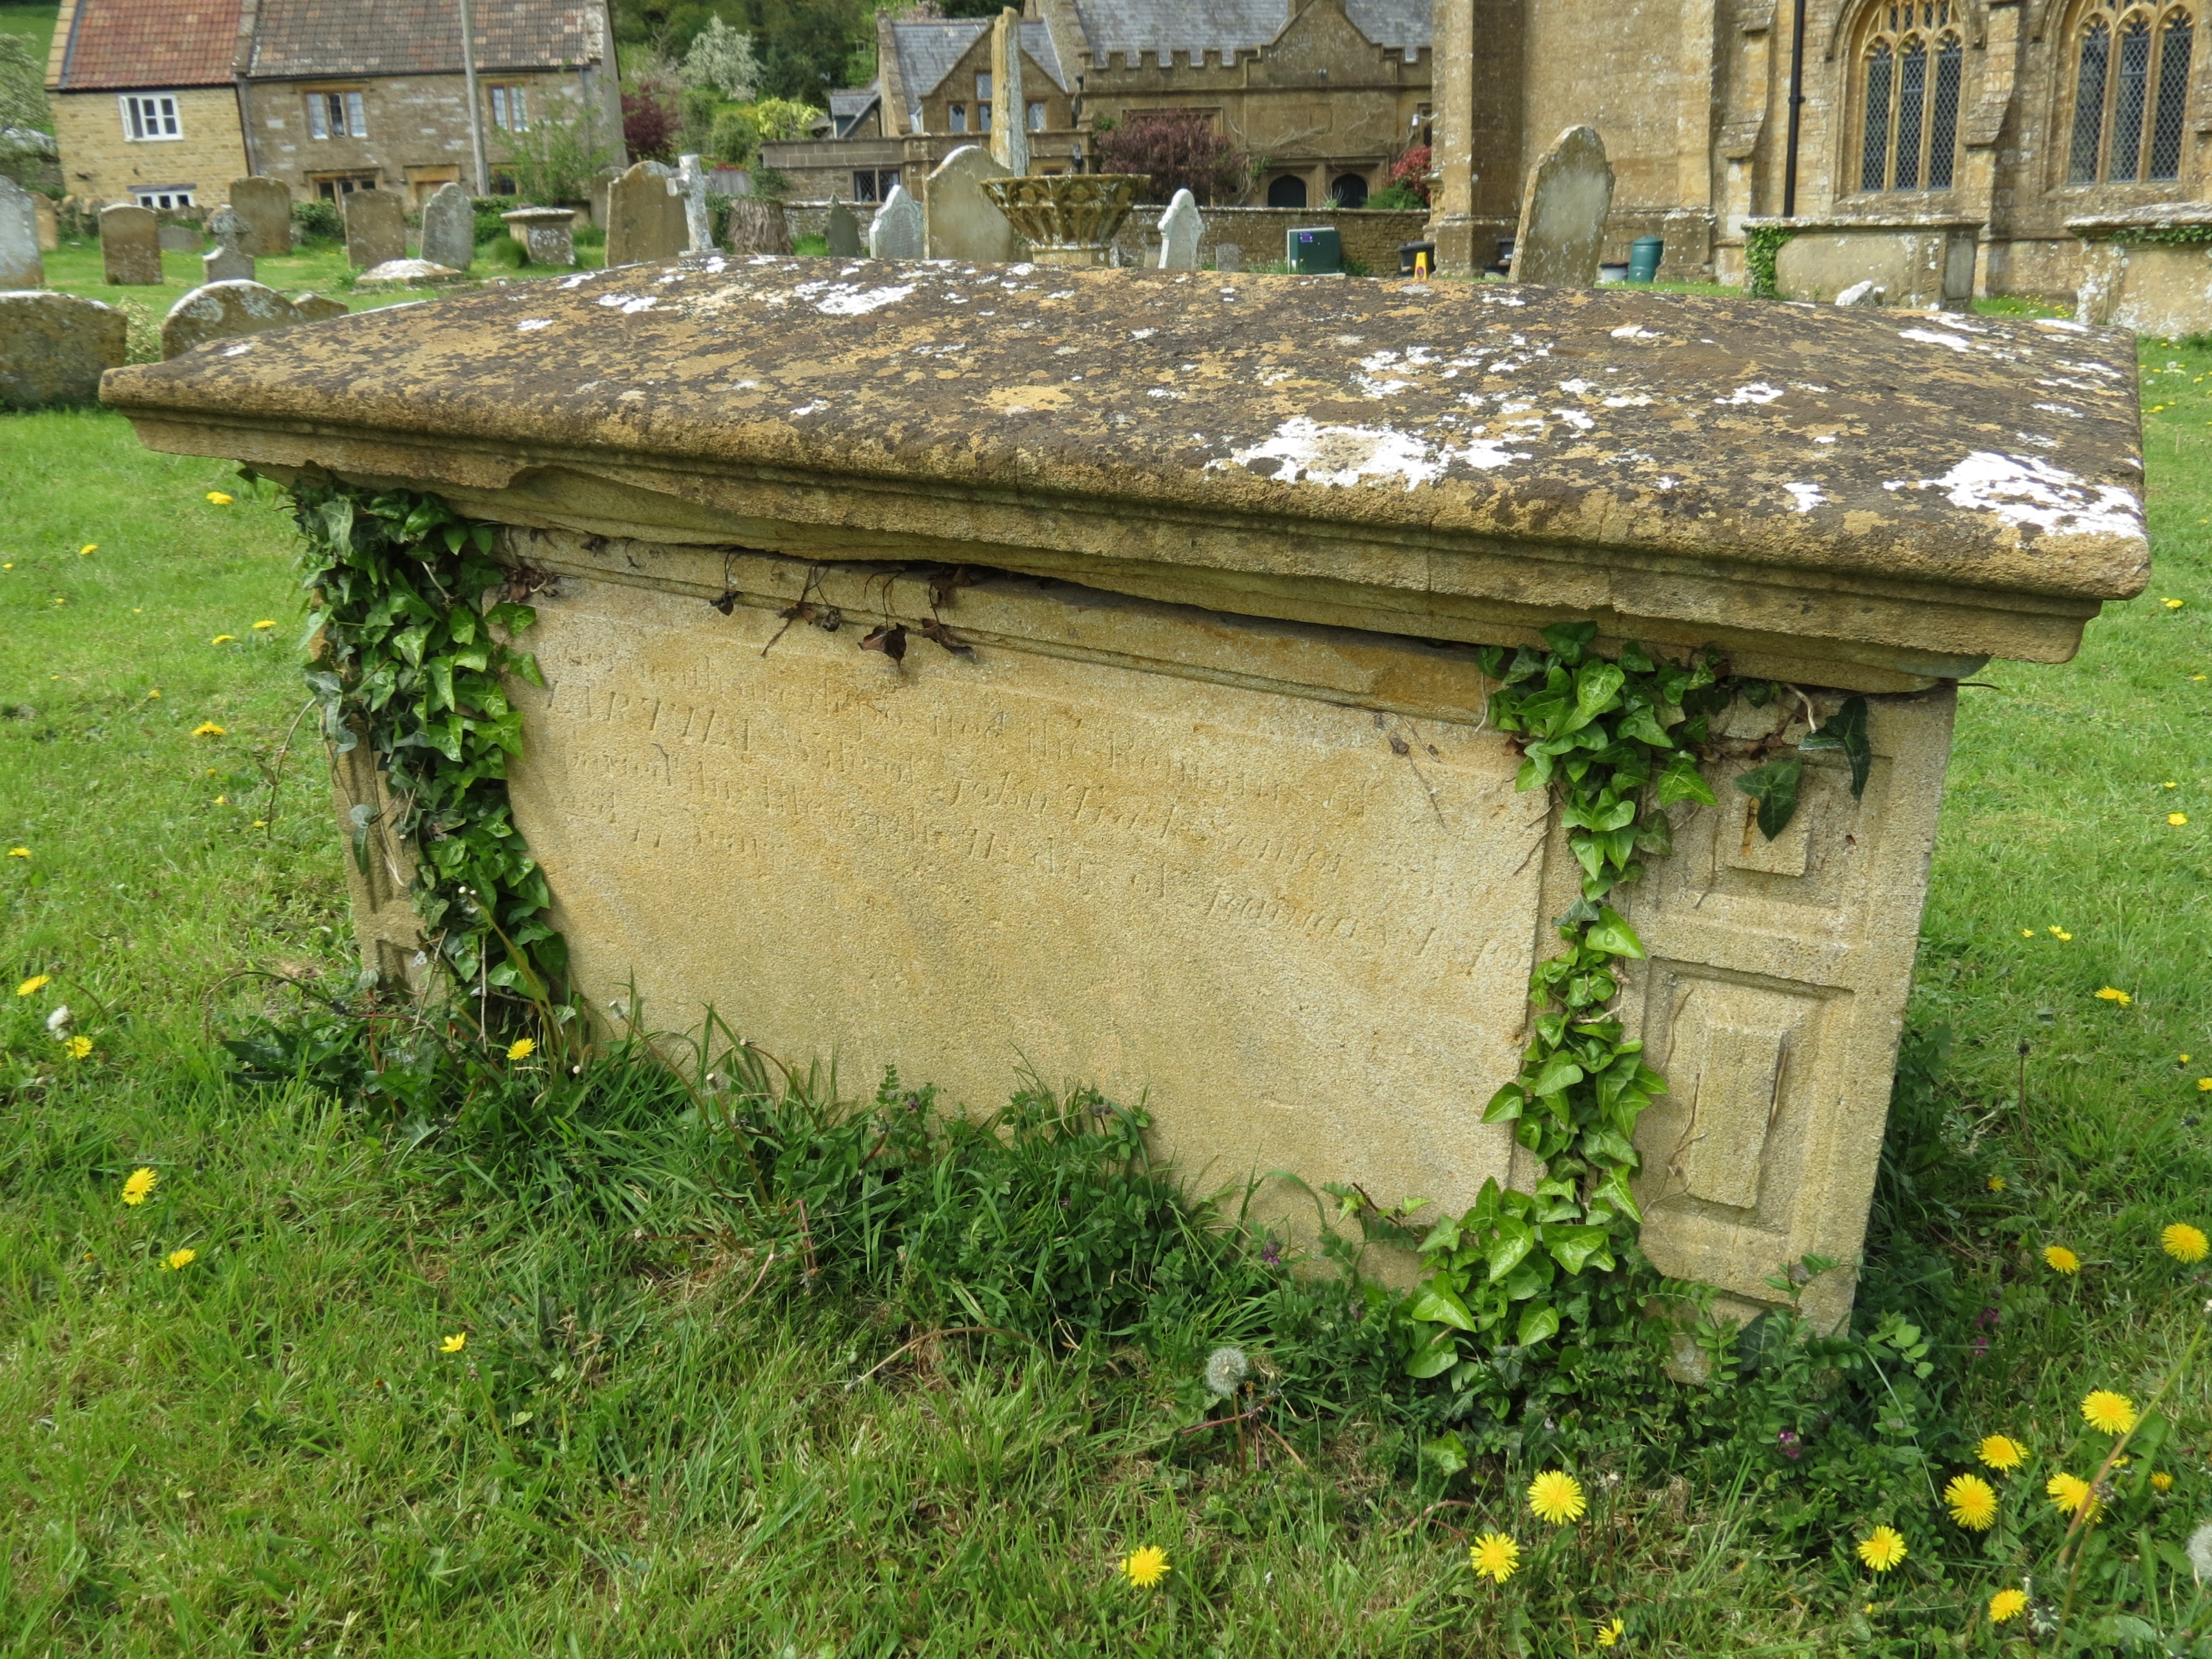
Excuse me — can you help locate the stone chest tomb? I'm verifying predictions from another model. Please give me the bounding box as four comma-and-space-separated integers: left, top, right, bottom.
102, 260, 2146, 1329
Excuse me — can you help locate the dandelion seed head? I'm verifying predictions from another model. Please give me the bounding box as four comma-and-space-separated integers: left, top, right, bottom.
1203, 1345, 1249, 1399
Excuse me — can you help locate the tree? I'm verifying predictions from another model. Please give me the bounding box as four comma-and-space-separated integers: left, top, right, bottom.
683, 15, 761, 99
0, 35, 49, 135
1096, 109, 1250, 206
622, 82, 681, 161
500, 91, 619, 201
706, 96, 821, 167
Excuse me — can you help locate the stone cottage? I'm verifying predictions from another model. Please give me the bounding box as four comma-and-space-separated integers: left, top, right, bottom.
1427, 0, 2211, 297
46, 0, 626, 212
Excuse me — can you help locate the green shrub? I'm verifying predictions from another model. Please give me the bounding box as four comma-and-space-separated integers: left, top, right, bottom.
291, 198, 344, 245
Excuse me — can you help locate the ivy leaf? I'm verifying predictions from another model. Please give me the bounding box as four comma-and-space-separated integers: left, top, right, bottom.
1517, 1301, 1562, 1346
1481, 1083, 1526, 1124
1799, 694, 1872, 798
1655, 752, 1716, 807
1543, 1225, 1613, 1276
1527, 1051, 1585, 1098
1410, 1281, 1479, 1332
1733, 755, 1805, 840
1540, 621, 1599, 660
1571, 659, 1627, 726
1486, 1214, 1536, 1282
1616, 705, 1673, 748
1406, 1329, 1460, 1379
1582, 908, 1646, 959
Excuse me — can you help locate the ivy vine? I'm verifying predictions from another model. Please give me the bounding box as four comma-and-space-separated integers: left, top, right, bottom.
285, 479, 566, 1016
1400, 623, 1869, 1405
1745, 224, 1797, 300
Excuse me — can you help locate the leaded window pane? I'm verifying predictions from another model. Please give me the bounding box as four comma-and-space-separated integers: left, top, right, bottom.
2071, 22, 2112, 181
2152, 14, 2194, 178
1930, 36, 1963, 187
1896, 40, 1927, 187
2112, 17, 2152, 179
1863, 45, 1895, 190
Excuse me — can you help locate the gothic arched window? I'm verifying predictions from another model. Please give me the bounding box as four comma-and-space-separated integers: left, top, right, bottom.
1859, 2, 1966, 191
2067, 0, 2194, 182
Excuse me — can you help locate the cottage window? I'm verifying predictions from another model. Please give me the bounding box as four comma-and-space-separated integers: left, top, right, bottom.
949, 102, 967, 132
130, 186, 195, 209
490, 85, 530, 132
120, 94, 181, 141
2067, 1, 2194, 181
1027, 100, 1046, 130
307, 90, 369, 140
1856, 2, 1964, 192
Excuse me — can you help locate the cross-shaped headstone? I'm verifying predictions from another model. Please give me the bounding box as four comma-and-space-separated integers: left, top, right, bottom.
676, 154, 714, 254
202, 204, 254, 284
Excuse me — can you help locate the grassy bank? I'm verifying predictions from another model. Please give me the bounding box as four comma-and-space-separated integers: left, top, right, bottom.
1, 332, 2208, 1654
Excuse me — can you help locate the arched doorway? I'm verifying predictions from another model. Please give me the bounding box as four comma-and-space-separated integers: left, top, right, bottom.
1331, 173, 1369, 208
1267, 174, 1308, 208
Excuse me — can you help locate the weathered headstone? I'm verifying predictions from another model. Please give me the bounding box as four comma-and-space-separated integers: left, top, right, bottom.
100, 203, 161, 285
867, 184, 923, 260
159, 279, 303, 360
1157, 189, 1203, 271
989, 7, 1028, 176
825, 198, 863, 257
159, 221, 200, 253
34, 194, 59, 254
293, 292, 349, 320
726, 198, 791, 256
229, 176, 292, 257
1510, 125, 1615, 289
605, 162, 687, 267
925, 145, 1016, 262
202, 206, 254, 284
0, 177, 41, 288
502, 206, 577, 265
0, 292, 124, 406
675, 154, 714, 254
420, 183, 474, 271
344, 189, 406, 270
1214, 243, 1241, 272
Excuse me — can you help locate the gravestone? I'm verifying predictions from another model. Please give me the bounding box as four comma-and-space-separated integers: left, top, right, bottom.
159, 279, 303, 360
825, 198, 863, 257
202, 206, 254, 284
675, 154, 714, 253
229, 176, 292, 257
104, 267, 2152, 1337
35, 195, 58, 252
344, 189, 406, 269
159, 221, 200, 253
1158, 189, 1203, 271
0, 177, 41, 287
100, 203, 161, 285
1214, 243, 1241, 272
989, 8, 1028, 176
420, 183, 475, 271
605, 162, 686, 267
867, 184, 923, 259
355, 258, 467, 288
726, 198, 791, 256
293, 292, 349, 320
925, 145, 1016, 262
1510, 125, 1615, 288
502, 206, 577, 265
0, 292, 124, 406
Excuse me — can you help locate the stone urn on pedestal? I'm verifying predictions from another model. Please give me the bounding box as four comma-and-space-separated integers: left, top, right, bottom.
979, 175, 1147, 268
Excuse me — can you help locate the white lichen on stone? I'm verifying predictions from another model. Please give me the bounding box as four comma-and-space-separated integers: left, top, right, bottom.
515, 319, 553, 332
1784, 481, 1826, 513
1720, 383, 1785, 406
1882, 451, 2143, 540
1899, 327, 1972, 352
804, 282, 915, 317
1216, 416, 1524, 488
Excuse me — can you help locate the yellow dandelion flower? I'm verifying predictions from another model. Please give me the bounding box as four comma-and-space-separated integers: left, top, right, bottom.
2152, 1471, 2174, 1492
2094, 987, 2132, 1006
507, 1037, 536, 1061
192, 722, 226, 737
6, 848, 27, 859
2200, 1079, 2212, 1092
1120, 1545, 1170, 1588
164, 1247, 196, 1270
2044, 1245, 2081, 1274
205, 492, 233, 506
2048, 925, 2067, 937
1596, 1616, 1625, 1647
1944, 1473, 1998, 1531
63, 1034, 91, 1060
1988, 1175, 2006, 1192
1989, 1587, 2029, 1624
1470, 1531, 1520, 1583
2166, 598, 2187, 609
2171, 812, 2191, 826
2021, 928, 2034, 937
1978, 1435, 2026, 1471
2046, 1472, 2098, 1520
1528, 1470, 1586, 1525
1855, 1526, 1907, 1572
440, 1332, 467, 1354
253, 619, 276, 630
2163, 1223, 2209, 1263
147, 689, 159, 698
15, 975, 51, 996
210, 634, 234, 645
2081, 1391, 2138, 1435
122, 1167, 158, 1206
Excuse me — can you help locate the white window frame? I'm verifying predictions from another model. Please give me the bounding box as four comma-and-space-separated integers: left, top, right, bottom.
130, 186, 195, 209
490, 84, 529, 132
1027, 100, 1046, 131
306, 89, 369, 140
119, 93, 182, 142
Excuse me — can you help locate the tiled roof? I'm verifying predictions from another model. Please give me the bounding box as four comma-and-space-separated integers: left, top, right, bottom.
54, 0, 246, 91
889, 18, 1065, 100
246, 0, 605, 79
1065, 0, 1430, 61
1343, 0, 1430, 52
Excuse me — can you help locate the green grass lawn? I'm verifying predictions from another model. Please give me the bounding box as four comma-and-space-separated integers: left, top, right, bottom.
0, 330, 2208, 1654
0, 0, 55, 58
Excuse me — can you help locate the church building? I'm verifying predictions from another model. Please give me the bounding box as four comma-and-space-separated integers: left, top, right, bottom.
1428, 0, 2204, 297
